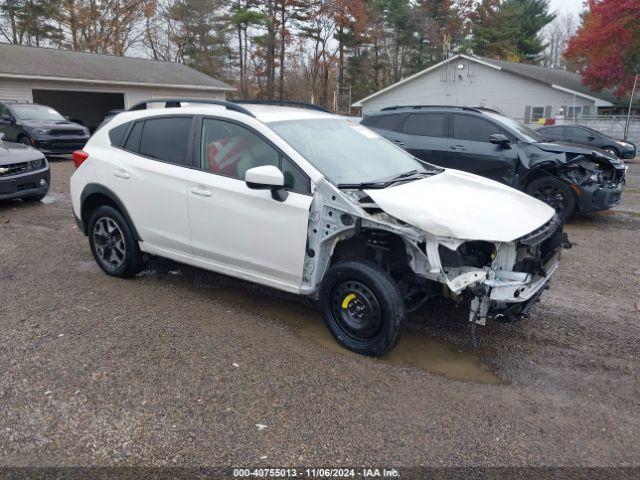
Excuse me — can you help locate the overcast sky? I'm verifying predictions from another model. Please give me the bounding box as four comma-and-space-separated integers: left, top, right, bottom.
549, 0, 585, 16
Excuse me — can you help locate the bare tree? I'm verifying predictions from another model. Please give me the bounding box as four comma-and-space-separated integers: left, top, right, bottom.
540, 12, 577, 69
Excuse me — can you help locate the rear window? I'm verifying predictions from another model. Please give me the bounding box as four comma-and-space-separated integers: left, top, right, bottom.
109, 123, 130, 146
402, 113, 447, 137
139, 117, 193, 165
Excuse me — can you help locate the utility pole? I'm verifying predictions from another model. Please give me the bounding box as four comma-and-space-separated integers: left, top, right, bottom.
624, 73, 638, 141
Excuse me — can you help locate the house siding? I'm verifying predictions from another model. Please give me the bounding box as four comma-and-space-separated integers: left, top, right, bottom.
359, 60, 595, 121
0, 79, 225, 108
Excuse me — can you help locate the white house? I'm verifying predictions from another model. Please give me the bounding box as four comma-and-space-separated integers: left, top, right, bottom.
0, 44, 234, 130
352, 54, 624, 124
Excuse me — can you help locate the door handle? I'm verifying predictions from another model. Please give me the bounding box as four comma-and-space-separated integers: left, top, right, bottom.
113, 169, 130, 179
449, 145, 467, 151
190, 186, 212, 197
393, 140, 405, 146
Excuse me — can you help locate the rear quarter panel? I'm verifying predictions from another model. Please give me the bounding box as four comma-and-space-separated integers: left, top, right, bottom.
69, 133, 110, 219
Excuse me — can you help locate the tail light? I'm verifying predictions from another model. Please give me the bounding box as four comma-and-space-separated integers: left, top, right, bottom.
72, 150, 89, 168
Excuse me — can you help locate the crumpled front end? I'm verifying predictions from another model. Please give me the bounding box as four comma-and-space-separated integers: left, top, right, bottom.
438, 215, 566, 325
304, 175, 567, 338
569, 157, 626, 212
520, 142, 627, 213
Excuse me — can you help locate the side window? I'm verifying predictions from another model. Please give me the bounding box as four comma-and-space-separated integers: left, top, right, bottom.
542, 126, 565, 140
201, 118, 311, 195
139, 117, 192, 165
109, 122, 130, 146
0, 104, 7, 116
402, 113, 447, 137
201, 118, 279, 180
452, 114, 503, 143
123, 121, 143, 152
281, 157, 311, 194
566, 127, 590, 142
371, 113, 407, 132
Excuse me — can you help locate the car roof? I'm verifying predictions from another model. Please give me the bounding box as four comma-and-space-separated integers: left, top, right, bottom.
107, 103, 338, 125
241, 104, 337, 123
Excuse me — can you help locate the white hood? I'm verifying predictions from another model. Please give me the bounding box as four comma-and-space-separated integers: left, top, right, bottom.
365, 169, 555, 242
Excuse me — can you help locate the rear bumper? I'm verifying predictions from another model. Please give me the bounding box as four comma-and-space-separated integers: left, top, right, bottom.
0, 167, 50, 200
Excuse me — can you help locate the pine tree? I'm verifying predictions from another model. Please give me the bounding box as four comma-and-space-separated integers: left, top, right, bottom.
0, 0, 61, 46
471, 0, 554, 62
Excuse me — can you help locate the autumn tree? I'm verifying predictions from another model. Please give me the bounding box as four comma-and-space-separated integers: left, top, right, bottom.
565, 0, 640, 98
54, 0, 152, 55
411, 0, 475, 70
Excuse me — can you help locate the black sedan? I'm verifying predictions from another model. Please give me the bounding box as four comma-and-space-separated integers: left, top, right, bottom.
0, 133, 50, 202
537, 124, 636, 159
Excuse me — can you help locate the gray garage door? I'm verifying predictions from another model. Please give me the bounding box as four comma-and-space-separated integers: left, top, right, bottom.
32, 90, 125, 131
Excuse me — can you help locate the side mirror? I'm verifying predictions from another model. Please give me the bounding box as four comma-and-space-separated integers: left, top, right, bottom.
490, 133, 510, 147
245, 165, 288, 202
0, 114, 13, 125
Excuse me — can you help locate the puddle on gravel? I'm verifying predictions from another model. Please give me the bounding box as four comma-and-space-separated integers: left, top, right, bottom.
199, 284, 501, 384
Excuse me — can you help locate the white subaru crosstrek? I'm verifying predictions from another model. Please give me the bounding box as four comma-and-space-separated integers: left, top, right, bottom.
70, 99, 566, 356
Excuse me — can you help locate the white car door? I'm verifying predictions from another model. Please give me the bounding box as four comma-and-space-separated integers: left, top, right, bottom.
106, 115, 194, 256
188, 117, 312, 290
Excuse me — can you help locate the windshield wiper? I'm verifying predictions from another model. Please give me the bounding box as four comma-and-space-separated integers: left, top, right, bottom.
338, 169, 435, 189
389, 169, 419, 181
337, 180, 390, 189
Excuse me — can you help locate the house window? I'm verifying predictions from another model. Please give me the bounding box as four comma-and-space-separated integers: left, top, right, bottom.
531, 107, 545, 123
566, 106, 582, 120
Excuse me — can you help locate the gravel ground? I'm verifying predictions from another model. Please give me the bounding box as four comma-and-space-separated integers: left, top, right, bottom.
1, 160, 639, 469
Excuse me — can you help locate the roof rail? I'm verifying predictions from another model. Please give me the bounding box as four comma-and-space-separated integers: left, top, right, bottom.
0, 99, 31, 104
380, 105, 488, 113
128, 98, 256, 118
378, 105, 503, 115
473, 106, 501, 114
233, 99, 331, 113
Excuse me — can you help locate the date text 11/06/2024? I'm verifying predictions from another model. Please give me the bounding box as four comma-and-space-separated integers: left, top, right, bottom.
233, 468, 401, 478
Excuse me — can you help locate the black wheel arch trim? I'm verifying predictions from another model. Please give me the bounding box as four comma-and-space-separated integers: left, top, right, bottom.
79, 183, 142, 241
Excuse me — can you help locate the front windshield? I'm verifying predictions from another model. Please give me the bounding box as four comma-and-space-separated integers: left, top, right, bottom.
483, 111, 546, 143
12, 105, 66, 122
268, 118, 437, 185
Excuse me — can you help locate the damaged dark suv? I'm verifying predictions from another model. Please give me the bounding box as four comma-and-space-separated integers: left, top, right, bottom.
362, 106, 627, 218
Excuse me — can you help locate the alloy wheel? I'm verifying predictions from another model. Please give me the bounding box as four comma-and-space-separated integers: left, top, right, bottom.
92, 217, 126, 271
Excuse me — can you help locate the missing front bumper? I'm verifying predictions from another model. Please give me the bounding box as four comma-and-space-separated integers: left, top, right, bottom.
469, 253, 560, 325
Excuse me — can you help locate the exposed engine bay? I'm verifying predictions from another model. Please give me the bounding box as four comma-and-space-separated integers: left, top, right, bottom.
300, 172, 569, 345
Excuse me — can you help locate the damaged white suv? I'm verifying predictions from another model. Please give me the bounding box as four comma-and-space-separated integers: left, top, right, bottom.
70, 100, 567, 356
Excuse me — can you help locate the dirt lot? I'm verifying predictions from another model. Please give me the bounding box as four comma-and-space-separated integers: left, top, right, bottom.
1, 160, 639, 468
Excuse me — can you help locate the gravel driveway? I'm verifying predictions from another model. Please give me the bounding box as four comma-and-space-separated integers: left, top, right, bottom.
1, 160, 639, 470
